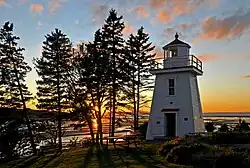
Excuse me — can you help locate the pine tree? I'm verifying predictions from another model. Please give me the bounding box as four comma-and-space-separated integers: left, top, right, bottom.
34, 28, 72, 152
0, 22, 37, 154
125, 27, 155, 129
66, 45, 96, 143
101, 9, 127, 137
85, 29, 111, 144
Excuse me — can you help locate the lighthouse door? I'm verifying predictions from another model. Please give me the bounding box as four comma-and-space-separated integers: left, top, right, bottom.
165, 113, 176, 137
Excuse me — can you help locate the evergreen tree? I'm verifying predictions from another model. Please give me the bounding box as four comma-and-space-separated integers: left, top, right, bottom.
83, 29, 111, 144
0, 22, 37, 154
34, 28, 72, 152
66, 45, 96, 143
101, 9, 127, 137
125, 27, 155, 129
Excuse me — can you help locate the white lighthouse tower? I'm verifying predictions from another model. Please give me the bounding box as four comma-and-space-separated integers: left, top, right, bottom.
146, 33, 205, 140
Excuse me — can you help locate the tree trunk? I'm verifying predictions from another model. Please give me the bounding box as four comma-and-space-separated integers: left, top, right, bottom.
97, 99, 103, 144
111, 39, 116, 138
11, 57, 37, 155
56, 52, 62, 152
85, 114, 95, 143
136, 60, 140, 130
132, 74, 137, 130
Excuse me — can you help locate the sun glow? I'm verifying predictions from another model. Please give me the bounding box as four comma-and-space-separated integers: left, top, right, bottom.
92, 118, 98, 129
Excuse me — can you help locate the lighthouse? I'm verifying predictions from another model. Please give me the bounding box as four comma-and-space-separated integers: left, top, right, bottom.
146, 33, 205, 140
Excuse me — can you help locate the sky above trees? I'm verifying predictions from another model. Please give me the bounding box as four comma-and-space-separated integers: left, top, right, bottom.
0, 0, 250, 112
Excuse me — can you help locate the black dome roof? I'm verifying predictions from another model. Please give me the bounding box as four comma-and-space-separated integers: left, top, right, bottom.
163, 33, 191, 49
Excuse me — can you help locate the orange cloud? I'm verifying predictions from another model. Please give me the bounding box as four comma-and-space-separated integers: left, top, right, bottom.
199, 11, 250, 40
148, 0, 167, 9
197, 54, 220, 62
134, 6, 149, 18
49, 0, 68, 14
154, 10, 172, 23
241, 75, 250, 79
180, 23, 189, 30
148, 0, 219, 16
123, 24, 134, 35
30, 4, 44, 13
0, 0, 8, 6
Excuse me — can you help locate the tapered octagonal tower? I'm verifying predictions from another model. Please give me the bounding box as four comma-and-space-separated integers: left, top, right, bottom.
146, 33, 205, 140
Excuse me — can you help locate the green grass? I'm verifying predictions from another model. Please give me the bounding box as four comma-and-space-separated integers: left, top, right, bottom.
0, 143, 190, 168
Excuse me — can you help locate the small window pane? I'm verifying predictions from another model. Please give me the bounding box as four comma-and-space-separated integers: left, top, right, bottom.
169, 88, 175, 95
169, 79, 174, 87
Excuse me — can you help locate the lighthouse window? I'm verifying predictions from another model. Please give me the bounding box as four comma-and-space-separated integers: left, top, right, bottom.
168, 48, 178, 57
168, 79, 175, 95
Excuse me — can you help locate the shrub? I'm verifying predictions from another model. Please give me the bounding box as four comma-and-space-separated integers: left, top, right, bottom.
192, 146, 250, 168
166, 143, 209, 165
158, 139, 180, 157
215, 151, 249, 168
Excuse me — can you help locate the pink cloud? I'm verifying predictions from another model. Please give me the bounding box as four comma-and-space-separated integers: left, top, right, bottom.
123, 24, 134, 35
48, 0, 68, 14
154, 10, 172, 23
0, 0, 8, 6
148, 0, 167, 9
199, 11, 250, 40
30, 4, 44, 13
134, 6, 149, 18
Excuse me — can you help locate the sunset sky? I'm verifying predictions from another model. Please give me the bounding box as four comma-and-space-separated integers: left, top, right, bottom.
0, 0, 250, 112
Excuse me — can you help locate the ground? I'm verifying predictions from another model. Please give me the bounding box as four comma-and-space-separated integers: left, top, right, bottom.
0, 143, 188, 168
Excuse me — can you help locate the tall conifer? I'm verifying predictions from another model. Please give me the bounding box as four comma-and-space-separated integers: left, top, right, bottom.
101, 9, 126, 137
0, 22, 37, 154
34, 28, 72, 152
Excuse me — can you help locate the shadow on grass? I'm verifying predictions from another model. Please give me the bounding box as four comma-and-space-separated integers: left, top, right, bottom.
35, 153, 61, 168
96, 145, 116, 168
14, 155, 41, 168
125, 147, 160, 168
79, 145, 95, 168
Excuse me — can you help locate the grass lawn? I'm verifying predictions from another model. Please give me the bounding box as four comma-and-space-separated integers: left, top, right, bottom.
0, 142, 189, 168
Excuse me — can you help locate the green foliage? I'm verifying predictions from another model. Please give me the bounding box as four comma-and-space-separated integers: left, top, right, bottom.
197, 132, 250, 144
166, 143, 209, 165
158, 139, 180, 157
158, 135, 250, 168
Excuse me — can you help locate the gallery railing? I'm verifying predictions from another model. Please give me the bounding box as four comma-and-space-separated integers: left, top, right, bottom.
150, 55, 202, 71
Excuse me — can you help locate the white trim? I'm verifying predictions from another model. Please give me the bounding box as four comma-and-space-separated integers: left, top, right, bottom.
164, 112, 178, 137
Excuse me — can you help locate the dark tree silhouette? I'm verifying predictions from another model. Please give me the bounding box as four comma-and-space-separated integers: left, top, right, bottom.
101, 9, 126, 137
240, 120, 250, 132
34, 28, 72, 152
125, 27, 155, 129
219, 124, 229, 132
0, 22, 37, 154
205, 122, 215, 132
